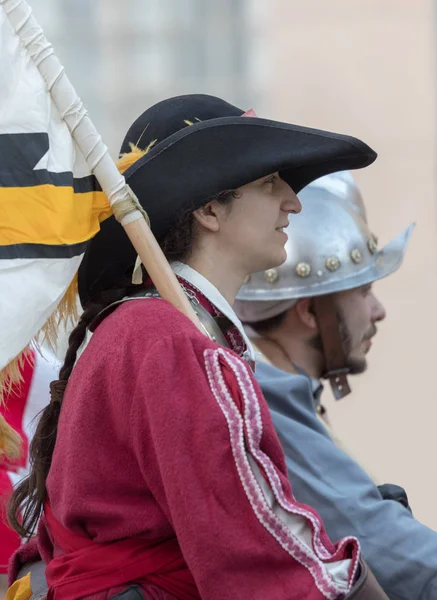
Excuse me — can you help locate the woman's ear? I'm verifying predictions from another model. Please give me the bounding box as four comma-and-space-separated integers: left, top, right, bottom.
192, 201, 220, 232
295, 297, 318, 330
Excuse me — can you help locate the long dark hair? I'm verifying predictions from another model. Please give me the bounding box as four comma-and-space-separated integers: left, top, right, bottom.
8, 179, 237, 538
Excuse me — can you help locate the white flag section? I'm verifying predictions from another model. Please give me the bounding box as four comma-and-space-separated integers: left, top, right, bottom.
0, 1, 113, 374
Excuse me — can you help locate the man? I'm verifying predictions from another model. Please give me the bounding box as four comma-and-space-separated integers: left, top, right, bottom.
235, 171, 437, 600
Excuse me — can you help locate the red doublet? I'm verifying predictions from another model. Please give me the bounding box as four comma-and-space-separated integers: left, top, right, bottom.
39, 295, 359, 599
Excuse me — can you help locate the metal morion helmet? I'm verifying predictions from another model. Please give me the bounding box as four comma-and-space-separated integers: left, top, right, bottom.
235, 171, 413, 399
237, 171, 413, 303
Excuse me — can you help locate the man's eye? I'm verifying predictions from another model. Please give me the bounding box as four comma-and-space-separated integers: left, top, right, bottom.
265, 175, 278, 185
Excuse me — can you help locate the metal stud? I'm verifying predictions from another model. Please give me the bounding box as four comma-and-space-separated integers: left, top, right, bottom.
350, 249, 362, 264
368, 236, 378, 254
325, 256, 340, 272
264, 268, 279, 284
243, 274, 251, 284
296, 262, 311, 278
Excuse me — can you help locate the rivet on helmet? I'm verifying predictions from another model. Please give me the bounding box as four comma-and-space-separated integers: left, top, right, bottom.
350, 249, 362, 264
325, 256, 341, 272
295, 262, 312, 278
264, 268, 279, 283
368, 236, 378, 254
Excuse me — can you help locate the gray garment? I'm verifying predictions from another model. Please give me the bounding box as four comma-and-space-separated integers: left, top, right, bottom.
256, 361, 437, 600
17, 561, 47, 599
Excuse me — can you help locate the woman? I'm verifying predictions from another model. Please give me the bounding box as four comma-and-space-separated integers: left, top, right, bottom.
8, 94, 384, 599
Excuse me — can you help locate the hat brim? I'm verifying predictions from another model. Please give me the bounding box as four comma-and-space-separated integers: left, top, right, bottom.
78, 116, 376, 306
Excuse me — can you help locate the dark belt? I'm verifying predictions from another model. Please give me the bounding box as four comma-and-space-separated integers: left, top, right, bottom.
110, 585, 146, 599
345, 560, 389, 599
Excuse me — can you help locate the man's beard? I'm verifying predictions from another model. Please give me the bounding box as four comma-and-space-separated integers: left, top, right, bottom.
310, 312, 376, 376
338, 318, 369, 375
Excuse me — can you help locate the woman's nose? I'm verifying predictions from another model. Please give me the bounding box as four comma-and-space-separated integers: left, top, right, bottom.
282, 185, 302, 215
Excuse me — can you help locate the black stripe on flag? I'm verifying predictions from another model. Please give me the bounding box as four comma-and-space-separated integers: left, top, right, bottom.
0, 241, 89, 259
0, 133, 101, 191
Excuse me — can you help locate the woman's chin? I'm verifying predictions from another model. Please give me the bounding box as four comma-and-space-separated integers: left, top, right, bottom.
272, 247, 288, 267
256, 249, 287, 272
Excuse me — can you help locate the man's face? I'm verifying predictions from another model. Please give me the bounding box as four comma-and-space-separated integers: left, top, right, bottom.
334, 284, 386, 374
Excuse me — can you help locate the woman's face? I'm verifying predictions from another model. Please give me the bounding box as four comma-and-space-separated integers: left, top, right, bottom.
213, 173, 301, 274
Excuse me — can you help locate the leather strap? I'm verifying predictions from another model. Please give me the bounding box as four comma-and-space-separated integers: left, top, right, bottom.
88, 289, 230, 349
345, 560, 389, 599
312, 294, 351, 400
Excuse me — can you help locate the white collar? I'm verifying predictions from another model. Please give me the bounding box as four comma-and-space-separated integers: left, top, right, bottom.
171, 261, 256, 362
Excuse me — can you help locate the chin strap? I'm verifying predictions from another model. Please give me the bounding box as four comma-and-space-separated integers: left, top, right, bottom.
312, 295, 351, 400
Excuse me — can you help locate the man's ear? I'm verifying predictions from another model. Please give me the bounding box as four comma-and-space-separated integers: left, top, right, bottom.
295, 297, 318, 330
192, 201, 220, 232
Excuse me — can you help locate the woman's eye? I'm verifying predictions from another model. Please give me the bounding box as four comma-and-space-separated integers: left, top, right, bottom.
265, 175, 277, 185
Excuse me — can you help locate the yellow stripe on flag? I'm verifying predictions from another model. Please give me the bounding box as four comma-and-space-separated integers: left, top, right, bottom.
0, 185, 112, 246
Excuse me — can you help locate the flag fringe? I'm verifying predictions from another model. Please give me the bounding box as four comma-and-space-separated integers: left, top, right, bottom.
0, 275, 79, 402
117, 143, 148, 174
0, 351, 31, 460
0, 276, 79, 459
39, 273, 80, 352
0, 414, 22, 460
0, 346, 30, 400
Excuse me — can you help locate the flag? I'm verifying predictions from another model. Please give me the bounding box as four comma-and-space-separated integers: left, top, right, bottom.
0, 4, 112, 375
0, 0, 112, 455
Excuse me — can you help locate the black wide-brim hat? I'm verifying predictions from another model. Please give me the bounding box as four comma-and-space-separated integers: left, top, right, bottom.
78, 94, 377, 306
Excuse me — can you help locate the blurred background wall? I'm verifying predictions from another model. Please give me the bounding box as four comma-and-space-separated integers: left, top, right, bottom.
30, 0, 437, 529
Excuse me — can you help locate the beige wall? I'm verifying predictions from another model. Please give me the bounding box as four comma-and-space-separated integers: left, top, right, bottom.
264, 0, 437, 528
